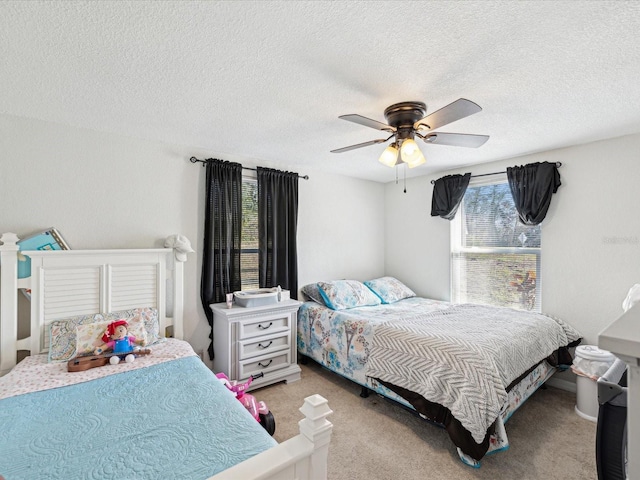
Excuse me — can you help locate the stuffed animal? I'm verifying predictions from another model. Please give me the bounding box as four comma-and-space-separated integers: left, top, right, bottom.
94, 319, 141, 364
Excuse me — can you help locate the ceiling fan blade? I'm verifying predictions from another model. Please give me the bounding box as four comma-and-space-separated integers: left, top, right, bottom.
414, 98, 482, 131
422, 132, 489, 148
339, 114, 396, 132
330, 138, 388, 153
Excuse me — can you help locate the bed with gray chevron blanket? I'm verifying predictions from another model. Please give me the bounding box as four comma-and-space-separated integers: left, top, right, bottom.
297, 297, 581, 466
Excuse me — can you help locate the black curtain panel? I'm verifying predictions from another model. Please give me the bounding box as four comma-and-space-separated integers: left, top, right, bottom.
201, 159, 243, 360
506, 162, 561, 226
431, 173, 472, 220
257, 167, 299, 299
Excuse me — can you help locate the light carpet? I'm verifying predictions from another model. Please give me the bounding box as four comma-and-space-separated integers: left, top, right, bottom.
254, 361, 597, 480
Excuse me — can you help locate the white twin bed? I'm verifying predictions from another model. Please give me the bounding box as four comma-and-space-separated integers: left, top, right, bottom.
0, 232, 332, 480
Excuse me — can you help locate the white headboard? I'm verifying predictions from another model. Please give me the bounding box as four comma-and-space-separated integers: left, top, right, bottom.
0, 232, 186, 375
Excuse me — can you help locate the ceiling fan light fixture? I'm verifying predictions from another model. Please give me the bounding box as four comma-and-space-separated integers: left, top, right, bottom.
400, 138, 422, 164
378, 143, 399, 167
406, 149, 426, 168
332, 98, 488, 173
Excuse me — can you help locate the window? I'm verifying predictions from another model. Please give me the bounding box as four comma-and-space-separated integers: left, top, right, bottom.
241, 176, 259, 290
451, 177, 541, 311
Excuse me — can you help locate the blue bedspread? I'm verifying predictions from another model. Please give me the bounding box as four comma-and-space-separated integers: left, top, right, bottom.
0, 356, 277, 479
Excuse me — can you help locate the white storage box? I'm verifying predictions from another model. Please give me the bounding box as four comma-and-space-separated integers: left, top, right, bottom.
233, 287, 290, 308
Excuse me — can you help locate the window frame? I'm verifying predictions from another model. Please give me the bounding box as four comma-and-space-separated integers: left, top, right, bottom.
450, 174, 542, 311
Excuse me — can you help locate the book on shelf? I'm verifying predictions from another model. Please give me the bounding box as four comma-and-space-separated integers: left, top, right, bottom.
17, 228, 70, 279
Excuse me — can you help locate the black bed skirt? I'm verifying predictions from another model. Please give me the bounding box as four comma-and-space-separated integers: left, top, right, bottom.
377, 344, 578, 460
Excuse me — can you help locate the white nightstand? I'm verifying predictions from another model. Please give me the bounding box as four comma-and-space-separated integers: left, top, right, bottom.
210, 299, 302, 390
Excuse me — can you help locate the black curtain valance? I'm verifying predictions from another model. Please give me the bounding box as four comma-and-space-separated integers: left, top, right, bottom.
430, 173, 471, 220
506, 161, 561, 226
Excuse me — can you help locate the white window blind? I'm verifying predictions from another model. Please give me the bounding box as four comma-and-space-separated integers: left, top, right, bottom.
241, 176, 259, 290
451, 178, 541, 312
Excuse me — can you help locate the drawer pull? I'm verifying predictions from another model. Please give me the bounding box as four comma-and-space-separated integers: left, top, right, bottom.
258, 341, 273, 349
258, 359, 273, 368
258, 322, 273, 330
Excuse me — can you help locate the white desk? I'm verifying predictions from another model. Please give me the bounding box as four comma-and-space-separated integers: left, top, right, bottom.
599, 302, 640, 480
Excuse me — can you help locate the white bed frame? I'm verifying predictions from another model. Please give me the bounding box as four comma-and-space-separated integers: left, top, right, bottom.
0, 232, 332, 480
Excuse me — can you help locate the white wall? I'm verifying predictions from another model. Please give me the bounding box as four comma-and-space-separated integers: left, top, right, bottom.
297, 170, 385, 285
0, 113, 385, 365
385, 133, 640, 351
6, 111, 637, 373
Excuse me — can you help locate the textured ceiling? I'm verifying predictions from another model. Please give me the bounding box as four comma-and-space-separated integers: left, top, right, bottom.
2, 0, 640, 182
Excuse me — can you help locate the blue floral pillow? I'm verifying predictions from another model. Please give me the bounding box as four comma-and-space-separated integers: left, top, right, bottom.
364, 277, 416, 304
317, 280, 381, 310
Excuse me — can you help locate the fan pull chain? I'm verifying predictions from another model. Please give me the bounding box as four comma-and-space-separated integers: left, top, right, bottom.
404, 164, 407, 193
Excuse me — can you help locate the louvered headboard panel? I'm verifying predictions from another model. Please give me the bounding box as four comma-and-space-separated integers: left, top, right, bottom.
42, 267, 102, 319
0, 237, 185, 374
110, 264, 160, 312
40, 266, 103, 350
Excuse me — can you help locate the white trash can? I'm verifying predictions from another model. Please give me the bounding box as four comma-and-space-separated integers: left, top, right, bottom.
572, 345, 616, 422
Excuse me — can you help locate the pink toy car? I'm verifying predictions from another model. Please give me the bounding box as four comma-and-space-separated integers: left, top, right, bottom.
216, 371, 275, 436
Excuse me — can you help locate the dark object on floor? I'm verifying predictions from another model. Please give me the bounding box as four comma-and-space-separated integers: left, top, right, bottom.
596, 359, 627, 480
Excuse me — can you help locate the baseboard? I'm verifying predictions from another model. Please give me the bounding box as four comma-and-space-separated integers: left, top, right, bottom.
546, 376, 577, 393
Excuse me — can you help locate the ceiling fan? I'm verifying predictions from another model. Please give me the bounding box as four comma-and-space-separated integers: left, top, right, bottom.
331, 99, 489, 168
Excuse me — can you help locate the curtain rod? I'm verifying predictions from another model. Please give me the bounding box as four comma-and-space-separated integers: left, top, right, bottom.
430, 162, 562, 184
189, 157, 309, 180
